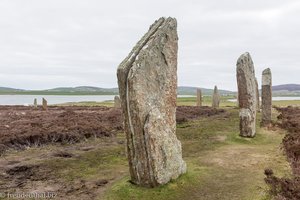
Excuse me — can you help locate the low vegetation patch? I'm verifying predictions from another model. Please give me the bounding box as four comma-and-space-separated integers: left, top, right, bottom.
264, 106, 300, 199
0, 106, 122, 152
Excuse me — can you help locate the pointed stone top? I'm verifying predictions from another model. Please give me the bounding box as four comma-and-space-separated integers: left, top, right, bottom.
236, 52, 255, 75
213, 86, 219, 94
262, 68, 271, 75
262, 68, 272, 86
118, 17, 177, 74
237, 52, 252, 65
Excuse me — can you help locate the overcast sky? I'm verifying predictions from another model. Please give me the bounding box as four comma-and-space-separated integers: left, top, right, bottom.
0, 0, 299, 91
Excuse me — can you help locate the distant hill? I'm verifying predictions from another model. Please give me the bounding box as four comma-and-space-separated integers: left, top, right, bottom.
0, 86, 118, 95
0, 86, 234, 96
272, 84, 300, 96
177, 86, 235, 96
0, 84, 299, 96
46, 86, 119, 93
0, 87, 24, 92
272, 84, 300, 91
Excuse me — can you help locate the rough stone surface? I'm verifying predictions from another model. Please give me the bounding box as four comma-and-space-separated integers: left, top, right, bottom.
212, 86, 220, 108
236, 52, 257, 137
117, 17, 186, 187
196, 88, 202, 107
42, 98, 47, 111
261, 68, 272, 126
33, 98, 37, 108
255, 78, 260, 112
114, 96, 121, 108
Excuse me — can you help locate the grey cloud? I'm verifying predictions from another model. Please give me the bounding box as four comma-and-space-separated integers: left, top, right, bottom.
0, 0, 299, 90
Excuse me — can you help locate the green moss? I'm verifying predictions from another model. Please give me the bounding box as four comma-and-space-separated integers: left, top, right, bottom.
104, 163, 208, 200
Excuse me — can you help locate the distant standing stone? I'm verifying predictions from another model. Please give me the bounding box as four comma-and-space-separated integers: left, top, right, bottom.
33, 98, 37, 108
236, 52, 257, 137
212, 86, 220, 108
114, 96, 121, 108
117, 17, 186, 187
261, 68, 272, 126
236, 93, 239, 107
42, 98, 48, 111
196, 88, 202, 106
255, 78, 260, 112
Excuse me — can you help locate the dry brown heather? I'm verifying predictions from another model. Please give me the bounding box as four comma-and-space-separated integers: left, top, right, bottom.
0, 106, 123, 152
265, 106, 300, 200
0, 105, 223, 153
0, 105, 231, 200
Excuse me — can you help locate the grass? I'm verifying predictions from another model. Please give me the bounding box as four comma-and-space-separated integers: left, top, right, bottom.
43, 145, 126, 182
273, 100, 300, 107
1, 97, 296, 200
57, 100, 114, 107
54, 96, 300, 108
177, 96, 236, 107
104, 163, 206, 200
47, 98, 294, 199
103, 107, 291, 200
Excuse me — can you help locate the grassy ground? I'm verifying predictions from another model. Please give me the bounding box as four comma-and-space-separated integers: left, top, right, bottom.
63, 96, 300, 108
104, 108, 290, 200
1, 98, 297, 200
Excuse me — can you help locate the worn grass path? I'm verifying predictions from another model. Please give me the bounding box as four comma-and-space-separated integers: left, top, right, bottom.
104, 108, 290, 200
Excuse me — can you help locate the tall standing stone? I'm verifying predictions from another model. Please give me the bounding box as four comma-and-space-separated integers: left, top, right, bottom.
212, 86, 220, 108
33, 98, 37, 108
42, 98, 48, 111
261, 68, 272, 126
196, 88, 202, 106
117, 17, 186, 187
236, 52, 257, 137
255, 78, 260, 112
114, 96, 121, 108
236, 95, 239, 107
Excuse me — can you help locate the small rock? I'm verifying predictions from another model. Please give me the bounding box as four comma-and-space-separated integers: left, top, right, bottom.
95, 179, 108, 187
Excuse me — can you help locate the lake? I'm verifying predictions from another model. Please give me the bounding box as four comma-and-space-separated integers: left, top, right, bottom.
0, 95, 300, 105
0, 95, 116, 105
0, 95, 194, 105
228, 96, 300, 102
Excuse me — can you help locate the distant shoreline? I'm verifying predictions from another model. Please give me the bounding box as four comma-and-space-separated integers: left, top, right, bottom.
0, 92, 118, 96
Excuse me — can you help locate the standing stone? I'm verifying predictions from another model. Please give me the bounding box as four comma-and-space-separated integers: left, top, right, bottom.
42, 98, 48, 111
117, 17, 186, 187
236, 52, 257, 137
255, 78, 260, 112
236, 90, 239, 107
261, 68, 272, 126
212, 86, 220, 108
114, 96, 121, 108
196, 88, 202, 106
33, 98, 37, 108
